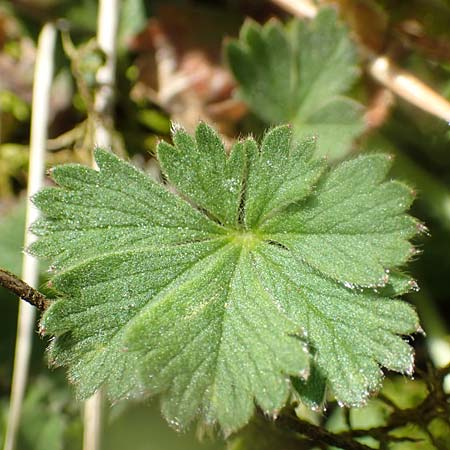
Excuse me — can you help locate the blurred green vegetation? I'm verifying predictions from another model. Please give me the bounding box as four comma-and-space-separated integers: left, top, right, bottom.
0, 0, 449, 449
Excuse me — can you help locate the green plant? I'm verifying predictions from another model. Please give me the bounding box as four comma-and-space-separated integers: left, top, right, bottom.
2, 3, 450, 449
226, 9, 365, 160
28, 122, 420, 435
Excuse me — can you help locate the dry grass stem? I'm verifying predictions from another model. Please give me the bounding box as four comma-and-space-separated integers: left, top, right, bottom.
3, 22, 56, 450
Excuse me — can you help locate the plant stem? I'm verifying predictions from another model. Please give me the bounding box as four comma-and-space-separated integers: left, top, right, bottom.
276, 414, 374, 450
93, 0, 120, 150
83, 1, 120, 449
83, 393, 103, 450
3, 22, 56, 450
0, 269, 49, 311
271, 0, 318, 18
368, 57, 450, 122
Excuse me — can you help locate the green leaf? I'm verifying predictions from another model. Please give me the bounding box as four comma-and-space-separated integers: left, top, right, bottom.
31, 124, 420, 434
244, 126, 325, 228
226, 8, 365, 159
253, 244, 418, 406
158, 122, 246, 226
292, 362, 327, 411
261, 153, 418, 286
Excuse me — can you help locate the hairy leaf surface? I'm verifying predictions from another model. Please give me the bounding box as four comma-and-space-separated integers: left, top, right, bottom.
226, 8, 365, 159
31, 124, 420, 433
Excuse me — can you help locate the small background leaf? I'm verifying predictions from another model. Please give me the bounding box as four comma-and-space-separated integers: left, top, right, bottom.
226, 8, 365, 160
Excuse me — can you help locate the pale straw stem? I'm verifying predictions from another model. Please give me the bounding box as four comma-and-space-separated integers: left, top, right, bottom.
83, 1, 120, 449
3, 22, 56, 450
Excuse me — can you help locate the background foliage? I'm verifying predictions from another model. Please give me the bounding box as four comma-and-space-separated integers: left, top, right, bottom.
0, 0, 449, 449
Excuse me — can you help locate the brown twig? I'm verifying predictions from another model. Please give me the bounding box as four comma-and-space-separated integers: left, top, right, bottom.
0, 268, 49, 311
276, 413, 374, 450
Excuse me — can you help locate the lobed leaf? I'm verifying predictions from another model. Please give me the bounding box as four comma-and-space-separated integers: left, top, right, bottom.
261, 153, 418, 286
244, 125, 325, 228
254, 244, 418, 406
31, 124, 420, 433
226, 8, 365, 159
158, 123, 246, 226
